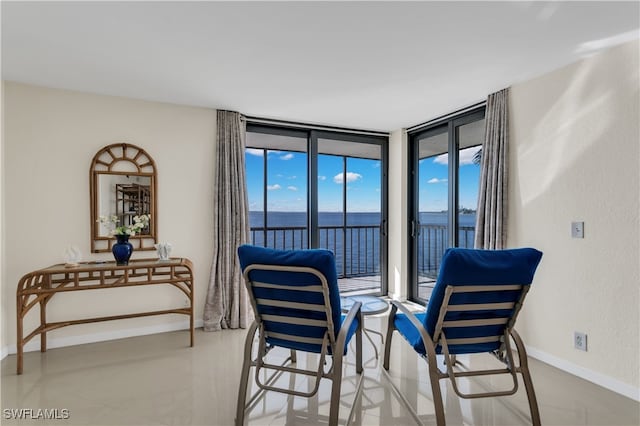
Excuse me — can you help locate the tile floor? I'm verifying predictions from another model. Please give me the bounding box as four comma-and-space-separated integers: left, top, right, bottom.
2, 315, 639, 425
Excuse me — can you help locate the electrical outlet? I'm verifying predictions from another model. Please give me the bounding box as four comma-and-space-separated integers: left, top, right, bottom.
574, 332, 587, 351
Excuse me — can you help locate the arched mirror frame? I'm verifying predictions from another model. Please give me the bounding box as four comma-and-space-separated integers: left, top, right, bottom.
90, 143, 158, 253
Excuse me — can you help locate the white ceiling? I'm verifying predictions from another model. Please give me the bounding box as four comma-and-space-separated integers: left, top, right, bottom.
2, 1, 638, 132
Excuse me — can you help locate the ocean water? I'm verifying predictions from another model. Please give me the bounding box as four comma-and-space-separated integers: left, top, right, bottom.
249, 211, 383, 228
249, 211, 476, 277
250, 211, 476, 228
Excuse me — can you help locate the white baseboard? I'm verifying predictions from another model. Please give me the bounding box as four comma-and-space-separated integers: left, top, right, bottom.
526, 345, 640, 402
1, 319, 204, 359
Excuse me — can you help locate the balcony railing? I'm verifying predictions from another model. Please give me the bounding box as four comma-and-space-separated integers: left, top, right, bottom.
250, 224, 382, 278
250, 223, 476, 282
417, 224, 476, 280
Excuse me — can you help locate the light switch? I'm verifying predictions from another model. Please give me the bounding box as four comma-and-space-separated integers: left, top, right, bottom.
571, 221, 584, 238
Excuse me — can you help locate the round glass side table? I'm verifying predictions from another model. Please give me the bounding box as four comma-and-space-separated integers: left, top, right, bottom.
340, 295, 388, 359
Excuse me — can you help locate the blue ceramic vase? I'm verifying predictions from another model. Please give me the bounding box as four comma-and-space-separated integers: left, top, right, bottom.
112, 234, 133, 265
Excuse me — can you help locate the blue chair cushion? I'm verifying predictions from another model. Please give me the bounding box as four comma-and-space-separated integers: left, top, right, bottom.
237, 245, 346, 353
265, 314, 359, 355
394, 312, 427, 355
394, 312, 510, 355
398, 248, 542, 355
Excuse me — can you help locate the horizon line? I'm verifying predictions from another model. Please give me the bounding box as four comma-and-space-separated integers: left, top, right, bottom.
248, 210, 476, 213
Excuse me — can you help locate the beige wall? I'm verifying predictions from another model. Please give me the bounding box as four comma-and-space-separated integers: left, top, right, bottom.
387, 129, 409, 300
1, 82, 5, 357
509, 40, 639, 396
2, 82, 216, 351
385, 40, 639, 399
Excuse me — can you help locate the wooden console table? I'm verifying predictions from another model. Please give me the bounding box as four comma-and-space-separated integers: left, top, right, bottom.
16, 258, 194, 374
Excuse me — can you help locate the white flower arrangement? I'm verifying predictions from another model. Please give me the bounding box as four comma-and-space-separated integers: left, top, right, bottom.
98, 214, 151, 236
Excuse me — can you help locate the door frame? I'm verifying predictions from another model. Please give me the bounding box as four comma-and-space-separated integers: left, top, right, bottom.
245, 123, 389, 296
311, 130, 389, 296
407, 107, 485, 304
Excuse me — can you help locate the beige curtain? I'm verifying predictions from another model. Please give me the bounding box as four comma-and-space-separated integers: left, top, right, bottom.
203, 110, 253, 331
475, 88, 509, 249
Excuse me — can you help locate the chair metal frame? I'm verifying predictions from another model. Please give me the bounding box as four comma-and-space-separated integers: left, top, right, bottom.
236, 264, 363, 426
383, 283, 541, 426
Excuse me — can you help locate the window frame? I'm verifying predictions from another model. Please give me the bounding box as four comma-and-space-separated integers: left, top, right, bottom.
245, 123, 389, 296
407, 106, 485, 304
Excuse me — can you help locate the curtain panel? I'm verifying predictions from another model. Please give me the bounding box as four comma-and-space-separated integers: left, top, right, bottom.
475, 88, 510, 249
203, 110, 252, 331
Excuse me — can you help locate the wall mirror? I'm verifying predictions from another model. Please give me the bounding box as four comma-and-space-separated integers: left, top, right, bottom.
90, 143, 158, 252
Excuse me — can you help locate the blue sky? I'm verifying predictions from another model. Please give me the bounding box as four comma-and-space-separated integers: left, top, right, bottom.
245, 145, 479, 213
419, 146, 481, 212
245, 149, 381, 212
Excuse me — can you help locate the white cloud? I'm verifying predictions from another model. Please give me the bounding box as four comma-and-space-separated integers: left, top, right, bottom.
427, 178, 448, 184
246, 148, 263, 157
288, 175, 297, 179
267, 184, 281, 191
433, 153, 448, 165
287, 186, 298, 191
333, 172, 362, 184
318, 175, 326, 181
280, 153, 294, 160
433, 146, 481, 166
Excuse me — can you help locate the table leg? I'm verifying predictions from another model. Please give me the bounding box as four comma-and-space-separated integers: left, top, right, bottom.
366, 328, 384, 344
40, 296, 49, 352
363, 329, 379, 359
189, 307, 194, 347
363, 327, 385, 360
189, 279, 194, 347
16, 295, 24, 375
349, 318, 386, 361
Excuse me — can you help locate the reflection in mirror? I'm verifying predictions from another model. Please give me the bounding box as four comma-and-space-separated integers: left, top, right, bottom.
90, 143, 158, 253
97, 174, 152, 237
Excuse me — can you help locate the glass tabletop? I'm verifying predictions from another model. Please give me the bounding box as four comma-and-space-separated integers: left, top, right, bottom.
341, 295, 388, 315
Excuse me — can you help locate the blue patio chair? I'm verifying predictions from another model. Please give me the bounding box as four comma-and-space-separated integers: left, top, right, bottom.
383, 247, 543, 426
236, 245, 363, 426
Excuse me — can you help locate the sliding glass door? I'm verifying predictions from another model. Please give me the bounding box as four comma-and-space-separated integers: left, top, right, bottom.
246, 125, 388, 296
315, 133, 386, 295
409, 108, 485, 303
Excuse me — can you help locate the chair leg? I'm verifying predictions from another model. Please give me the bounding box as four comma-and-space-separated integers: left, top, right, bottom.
424, 340, 446, 426
236, 322, 258, 426
511, 330, 541, 426
383, 304, 397, 370
427, 362, 446, 425
329, 352, 344, 426
356, 311, 363, 374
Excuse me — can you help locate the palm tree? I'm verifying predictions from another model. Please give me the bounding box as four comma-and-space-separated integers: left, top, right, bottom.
473, 148, 482, 165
